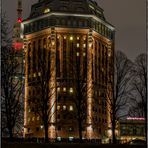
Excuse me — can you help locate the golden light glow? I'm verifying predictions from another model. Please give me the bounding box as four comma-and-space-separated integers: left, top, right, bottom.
38, 72, 41, 76
63, 105, 66, 110
63, 87, 66, 92
33, 73, 36, 77
37, 116, 40, 120
83, 52, 86, 56
83, 43, 86, 48
51, 41, 55, 46
57, 87, 60, 92
70, 36, 73, 41
57, 105, 60, 110
69, 105, 73, 111
49, 124, 56, 138
89, 42, 92, 48
76, 52, 79, 56
44, 8, 50, 14
77, 36, 80, 40
87, 125, 93, 139
64, 36, 67, 39
69, 87, 73, 93
76, 43, 80, 48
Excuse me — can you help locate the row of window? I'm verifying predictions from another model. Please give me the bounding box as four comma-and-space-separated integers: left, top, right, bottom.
27, 126, 103, 134
24, 17, 113, 40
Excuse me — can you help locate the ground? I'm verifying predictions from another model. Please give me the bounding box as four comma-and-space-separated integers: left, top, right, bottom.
2, 143, 147, 148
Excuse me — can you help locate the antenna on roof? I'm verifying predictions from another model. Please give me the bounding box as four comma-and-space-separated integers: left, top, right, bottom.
17, 0, 22, 23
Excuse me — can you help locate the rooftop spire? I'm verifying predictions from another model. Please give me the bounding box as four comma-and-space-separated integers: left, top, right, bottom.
17, 0, 22, 23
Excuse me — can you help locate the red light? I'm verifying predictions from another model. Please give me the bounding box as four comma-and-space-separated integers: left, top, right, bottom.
17, 18, 22, 23
13, 42, 23, 50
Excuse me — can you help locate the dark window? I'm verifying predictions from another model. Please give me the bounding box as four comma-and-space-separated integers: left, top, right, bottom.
58, 126, 61, 131
57, 114, 60, 119
36, 127, 39, 132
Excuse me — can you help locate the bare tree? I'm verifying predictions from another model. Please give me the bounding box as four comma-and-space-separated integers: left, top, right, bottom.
28, 43, 56, 142
106, 50, 132, 143
68, 50, 88, 142
128, 53, 147, 135
1, 14, 24, 140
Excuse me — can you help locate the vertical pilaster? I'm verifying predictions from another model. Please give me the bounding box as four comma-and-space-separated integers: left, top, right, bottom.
49, 28, 56, 138
86, 30, 93, 139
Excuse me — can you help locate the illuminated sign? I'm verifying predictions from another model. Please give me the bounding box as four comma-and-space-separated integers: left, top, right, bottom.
127, 117, 145, 120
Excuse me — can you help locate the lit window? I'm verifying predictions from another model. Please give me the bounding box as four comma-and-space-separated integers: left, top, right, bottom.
32, 117, 35, 121
40, 125, 44, 129
83, 44, 86, 48
70, 36, 73, 41
76, 43, 80, 48
28, 108, 31, 113
76, 52, 79, 56
63, 87, 66, 92
83, 52, 86, 56
69, 137, 74, 141
57, 87, 60, 92
38, 72, 41, 76
44, 8, 50, 14
33, 73, 36, 77
69, 87, 73, 93
57, 105, 60, 110
77, 36, 80, 40
57, 137, 61, 141
63, 105, 66, 110
69, 105, 73, 111
64, 36, 67, 39
83, 37, 86, 40
37, 116, 40, 121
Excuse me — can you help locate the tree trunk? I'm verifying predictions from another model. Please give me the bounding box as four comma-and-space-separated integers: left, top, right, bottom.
78, 115, 83, 143
112, 114, 116, 144
8, 126, 13, 142
44, 124, 49, 143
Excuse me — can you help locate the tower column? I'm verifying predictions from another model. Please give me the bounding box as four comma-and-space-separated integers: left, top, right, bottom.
86, 30, 93, 139
48, 28, 56, 139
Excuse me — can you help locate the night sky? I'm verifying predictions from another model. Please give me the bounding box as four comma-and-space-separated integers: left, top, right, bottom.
2, 0, 146, 61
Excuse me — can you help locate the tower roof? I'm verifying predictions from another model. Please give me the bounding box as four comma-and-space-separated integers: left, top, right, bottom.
28, 0, 106, 21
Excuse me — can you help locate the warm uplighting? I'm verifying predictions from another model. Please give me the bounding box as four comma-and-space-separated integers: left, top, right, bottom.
51, 41, 55, 46
89, 42, 92, 48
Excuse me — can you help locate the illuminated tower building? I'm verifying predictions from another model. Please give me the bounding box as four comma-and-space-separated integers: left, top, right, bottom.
23, 0, 115, 140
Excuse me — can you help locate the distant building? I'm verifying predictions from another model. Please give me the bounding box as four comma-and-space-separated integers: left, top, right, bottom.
22, 0, 115, 140
119, 117, 146, 143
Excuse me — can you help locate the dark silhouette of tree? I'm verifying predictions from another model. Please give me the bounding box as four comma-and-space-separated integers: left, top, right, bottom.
1, 14, 24, 140
106, 50, 132, 144
128, 53, 147, 135
28, 41, 56, 143
69, 50, 88, 143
